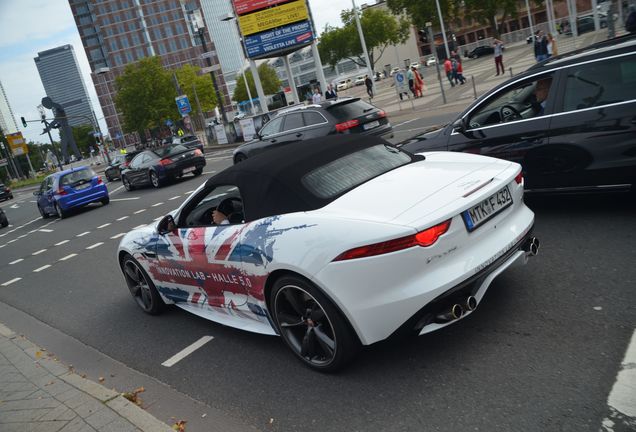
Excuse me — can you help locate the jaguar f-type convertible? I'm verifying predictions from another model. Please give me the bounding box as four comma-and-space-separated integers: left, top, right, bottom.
117, 135, 539, 371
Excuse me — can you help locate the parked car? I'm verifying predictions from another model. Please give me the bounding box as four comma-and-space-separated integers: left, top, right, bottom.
172, 135, 204, 152
34, 166, 109, 219
0, 183, 13, 201
0, 208, 8, 228
232, 97, 392, 163
410, 62, 421, 70
389, 66, 401, 76
400, 35, 636, 194
118, 135, 538, 372
121, 144, 206, 191
104, 151, 141, 182
354, 75, 366, 86
467, 45, 495, 58
425, 56, 437, 66
336, 79, 352, 91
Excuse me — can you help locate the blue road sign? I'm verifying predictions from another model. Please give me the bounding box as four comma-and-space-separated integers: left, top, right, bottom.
175, 95, 191, 116
166, 119, 174, 127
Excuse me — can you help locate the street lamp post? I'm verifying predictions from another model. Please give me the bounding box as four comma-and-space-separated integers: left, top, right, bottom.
351, 0, 375, 95
435, 0, 451, 59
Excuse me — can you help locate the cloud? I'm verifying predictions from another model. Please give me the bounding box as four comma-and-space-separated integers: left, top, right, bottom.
308, 0, 346, 35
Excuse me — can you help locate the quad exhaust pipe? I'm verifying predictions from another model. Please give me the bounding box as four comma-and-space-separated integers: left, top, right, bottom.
435, 296, 478, 323
523, 237, 540, 256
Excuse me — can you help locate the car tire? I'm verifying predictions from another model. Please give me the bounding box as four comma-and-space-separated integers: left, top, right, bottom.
38, 204, 49, 219
193, 167, 203, 176
122, 255, 165, 315
270, 275, 360, 372
122, 175, 134, 191
234, 153, 247, 164
149, 171, 161, 188
101, 196, 110, 206
105, 173, 112, 182
1, 219, 7, 228
54, 202, 66, 219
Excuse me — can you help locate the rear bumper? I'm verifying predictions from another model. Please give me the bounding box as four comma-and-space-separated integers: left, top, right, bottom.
160, 156, 206, 179
361, 122, 392, 137
58, 185, 109, 210
0, 192, 12, 200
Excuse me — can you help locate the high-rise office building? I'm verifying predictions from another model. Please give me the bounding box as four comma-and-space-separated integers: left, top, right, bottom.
0, 80, 20, 134
68, 0, 229, 146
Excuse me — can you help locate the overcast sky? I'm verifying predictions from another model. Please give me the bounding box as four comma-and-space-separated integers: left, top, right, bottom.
0, 0, 350, 144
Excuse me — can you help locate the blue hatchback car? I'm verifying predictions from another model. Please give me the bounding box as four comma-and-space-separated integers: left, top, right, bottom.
35, 166, 109, 219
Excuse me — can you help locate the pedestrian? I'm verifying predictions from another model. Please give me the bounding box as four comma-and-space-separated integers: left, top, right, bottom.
311, 87, 322, 104
626, 5, 636, 33
364, 75, 373, 99
534, 30, 548, 62
406, 67, 415, 96
443, 58, 455, 87
493, 38, 504, 75
412, 67, 423, 97
455, 61, 466, 85
325, 84, 337, 100
546, 33, 558, 57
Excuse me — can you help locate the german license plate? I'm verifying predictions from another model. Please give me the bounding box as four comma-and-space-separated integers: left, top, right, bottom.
461, 186, 513, 232
74, 183, 90, 190
363, 120, 379, 130
182, 166, 196, 174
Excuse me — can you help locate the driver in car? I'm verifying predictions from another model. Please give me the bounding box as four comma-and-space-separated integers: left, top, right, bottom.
531, 78, 552, 117
212, 199, 234, 225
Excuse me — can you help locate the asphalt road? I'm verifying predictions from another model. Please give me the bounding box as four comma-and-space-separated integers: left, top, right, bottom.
1, 144, 634, 432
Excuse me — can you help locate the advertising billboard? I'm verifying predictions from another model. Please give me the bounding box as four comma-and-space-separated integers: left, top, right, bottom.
238, 0, 308, 36
244, 21, 313, 57
233, 0, 288, 15
6, 132, 28, 156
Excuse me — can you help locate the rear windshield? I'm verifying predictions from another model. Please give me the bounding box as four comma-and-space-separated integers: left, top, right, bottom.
60, 169, 96, 186
182, 136, 198, 142
326, 99, 377, 121
301, 144, 411, 199
154, 144, 188, 157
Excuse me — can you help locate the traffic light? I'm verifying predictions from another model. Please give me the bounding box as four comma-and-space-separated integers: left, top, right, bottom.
21, 116, 27, 128
418, 29, 428, 44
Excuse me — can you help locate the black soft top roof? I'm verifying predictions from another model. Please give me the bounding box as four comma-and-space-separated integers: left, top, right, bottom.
206, 134, 401, 221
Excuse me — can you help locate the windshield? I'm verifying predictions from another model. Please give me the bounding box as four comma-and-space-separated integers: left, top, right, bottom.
301, 145, 412, 199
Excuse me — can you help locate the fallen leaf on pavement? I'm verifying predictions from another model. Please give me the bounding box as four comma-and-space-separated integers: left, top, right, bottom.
172, 420, 187, 431
35, 351, 42, 359
98, 377, 105, 383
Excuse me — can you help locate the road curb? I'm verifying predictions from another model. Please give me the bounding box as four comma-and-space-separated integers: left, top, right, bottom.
0, 321, 174, 432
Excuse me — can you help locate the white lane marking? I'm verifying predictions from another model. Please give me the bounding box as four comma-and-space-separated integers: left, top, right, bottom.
29, 200, 36, 203
7, 239, 17, 243
168, 196, 181, 200
185, 190, 194, 194
116, 216, 129, 221
601, 328, 636, 431
0, 245, 5, 249
154, 216, 162, 221
110, 185, 124, 194
161, 336, 214, 367
393, 118, 419, 128
33, 265, 51, 273
152, 202, 164, 207
76, 231, 90, 237
97, 223, 111, 228
202, 171, 216, 175
110, 233, 126, 239
1, 278, 21, 286
9, 203, 19, 209
134, 209, 146, 214
32, 249, 47, 255
55, 240, 69, 246
59, 253, 77, 261
39, 229, 53, 232
9, 258, 24, 265
0, 217, 40, 238
86, 242, 104, 250
110, 197, 140, 201
133, 224, 146, 229
28, 229, 37, 233
17, 234, 27, 239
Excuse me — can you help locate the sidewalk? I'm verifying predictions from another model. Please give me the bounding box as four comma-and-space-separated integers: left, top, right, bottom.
0, 322, 173, 432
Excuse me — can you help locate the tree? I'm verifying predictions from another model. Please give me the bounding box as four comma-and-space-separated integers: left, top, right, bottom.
114, 57, 175, 136
232, 63, 282, 103
175, 64, 217, 116
462, 0, 519, 37
318, 7, 410, 71
71, 125, 97, 157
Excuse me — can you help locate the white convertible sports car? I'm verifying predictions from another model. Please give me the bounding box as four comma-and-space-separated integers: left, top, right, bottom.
117, 135, 539, 371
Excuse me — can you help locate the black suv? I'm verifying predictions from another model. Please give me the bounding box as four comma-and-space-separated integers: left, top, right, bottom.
232, 97, 392, 163
401, 35, 636, 194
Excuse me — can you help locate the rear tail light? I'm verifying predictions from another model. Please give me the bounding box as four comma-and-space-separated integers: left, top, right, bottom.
159, 158, 173, 166
514, 171, 524, 185
333, 219, 451, 261
193, 149, 203, 156
97, 176, 104, 184
335, 119, 360, 133
377, 110, 386, 118
123, 161, 130, 168
56, 187, 67, 196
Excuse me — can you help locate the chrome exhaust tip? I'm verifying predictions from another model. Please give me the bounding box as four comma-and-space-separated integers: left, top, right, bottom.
463, 296, 477, 312
523, 237, 540, 256
436, 304, 464, 323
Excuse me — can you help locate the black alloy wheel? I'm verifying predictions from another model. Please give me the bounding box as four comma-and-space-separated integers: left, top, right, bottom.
122, 176, 134, 191
271, 276, 359, 372
193, 167, 203, 176
149, 171, 161, 188
38, 204, 49, 219
122, 256, 164, 314
55, 202, 66, 219
101, 196, 110, 205
234, 153, 247, 164
105, 173, 112, 182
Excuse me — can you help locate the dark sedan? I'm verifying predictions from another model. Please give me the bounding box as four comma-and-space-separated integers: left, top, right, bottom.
104, 151, 141, 182
467, 45, 495, 58
232, 97, 392, 163
400, 35, 636, 194
0, 183, 13, 201
121, 144, 206, 191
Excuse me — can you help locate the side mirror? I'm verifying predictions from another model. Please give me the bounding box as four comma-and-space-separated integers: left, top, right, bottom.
157, 214, 176, 235
33, 191, 40, 196
452, 118, 467, 134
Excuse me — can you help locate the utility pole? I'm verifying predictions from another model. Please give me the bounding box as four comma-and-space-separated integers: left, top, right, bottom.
427, 23, 446, 104
352, 0, 375, 95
